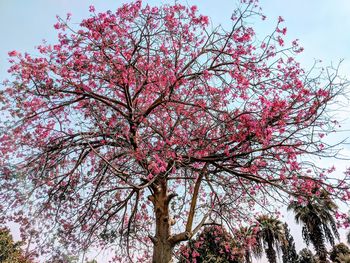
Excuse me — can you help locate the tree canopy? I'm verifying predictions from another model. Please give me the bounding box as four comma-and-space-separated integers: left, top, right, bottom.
288, 190, 339, 262
281, 223, 299, 263
254, 215, 286, 263
0, 0, 349, 262
0, 227, 31, 263
179, 225, 244, 263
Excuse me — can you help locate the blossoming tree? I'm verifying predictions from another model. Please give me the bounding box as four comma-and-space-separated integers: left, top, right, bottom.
0, 1, 348, 262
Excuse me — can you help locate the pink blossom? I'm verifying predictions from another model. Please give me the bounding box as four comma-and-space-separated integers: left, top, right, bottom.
89, 5, 95, 12
8, 50, 18, 57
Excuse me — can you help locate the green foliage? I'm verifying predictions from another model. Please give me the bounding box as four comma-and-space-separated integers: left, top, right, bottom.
254, 215, 286, 263
281, 223, 299, 263
288, 190, 339, 262
235, 226, 256, 263
330, 243, 350, 263
0, 227, 31, 263
178, 226, 244, 263
47, 247, 79, 263
48, 254, 97, 263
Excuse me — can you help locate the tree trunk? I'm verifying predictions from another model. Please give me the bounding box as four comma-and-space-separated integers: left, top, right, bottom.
265, 243, 277, 263
152, 239, 173, 263
151, 178, 174, 263
244, 250, 252, 263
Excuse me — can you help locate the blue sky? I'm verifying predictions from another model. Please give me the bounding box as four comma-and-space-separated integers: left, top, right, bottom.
2, 0, 350, 71
1, 0, 350, 261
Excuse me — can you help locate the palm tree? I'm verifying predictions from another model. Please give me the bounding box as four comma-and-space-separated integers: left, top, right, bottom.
235, 226, 256, 263
288, 190, 339, 263
281, 223, 299, 263
254, 215, 286, 263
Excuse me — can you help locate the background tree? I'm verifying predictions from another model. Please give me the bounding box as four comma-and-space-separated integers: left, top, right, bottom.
333, 253, 350, 263
298, 248, 316, 263
0, 227, 31, 263
346, 212, 350, 245
178, 225, 244, 263
329, 243, 350, 263
49, 250, 79, 263
0, 0, 348, 262
235, 226, 257, 263
254, 215, 286, 263
288, 190, 339, 262
281, 223, 299, 263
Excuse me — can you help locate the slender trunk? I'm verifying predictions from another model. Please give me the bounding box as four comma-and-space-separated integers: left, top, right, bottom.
151, 178, 174, 263
265, 242, 277, 263
245, 250, 252, 263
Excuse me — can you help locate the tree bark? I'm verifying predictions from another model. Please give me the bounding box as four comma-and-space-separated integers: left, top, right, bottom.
151, 167, 206, 262
151, 178, 174, 263
245, 250, 252, 263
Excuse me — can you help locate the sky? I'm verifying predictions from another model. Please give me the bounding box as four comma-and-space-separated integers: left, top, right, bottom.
1, 0, 350, 262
